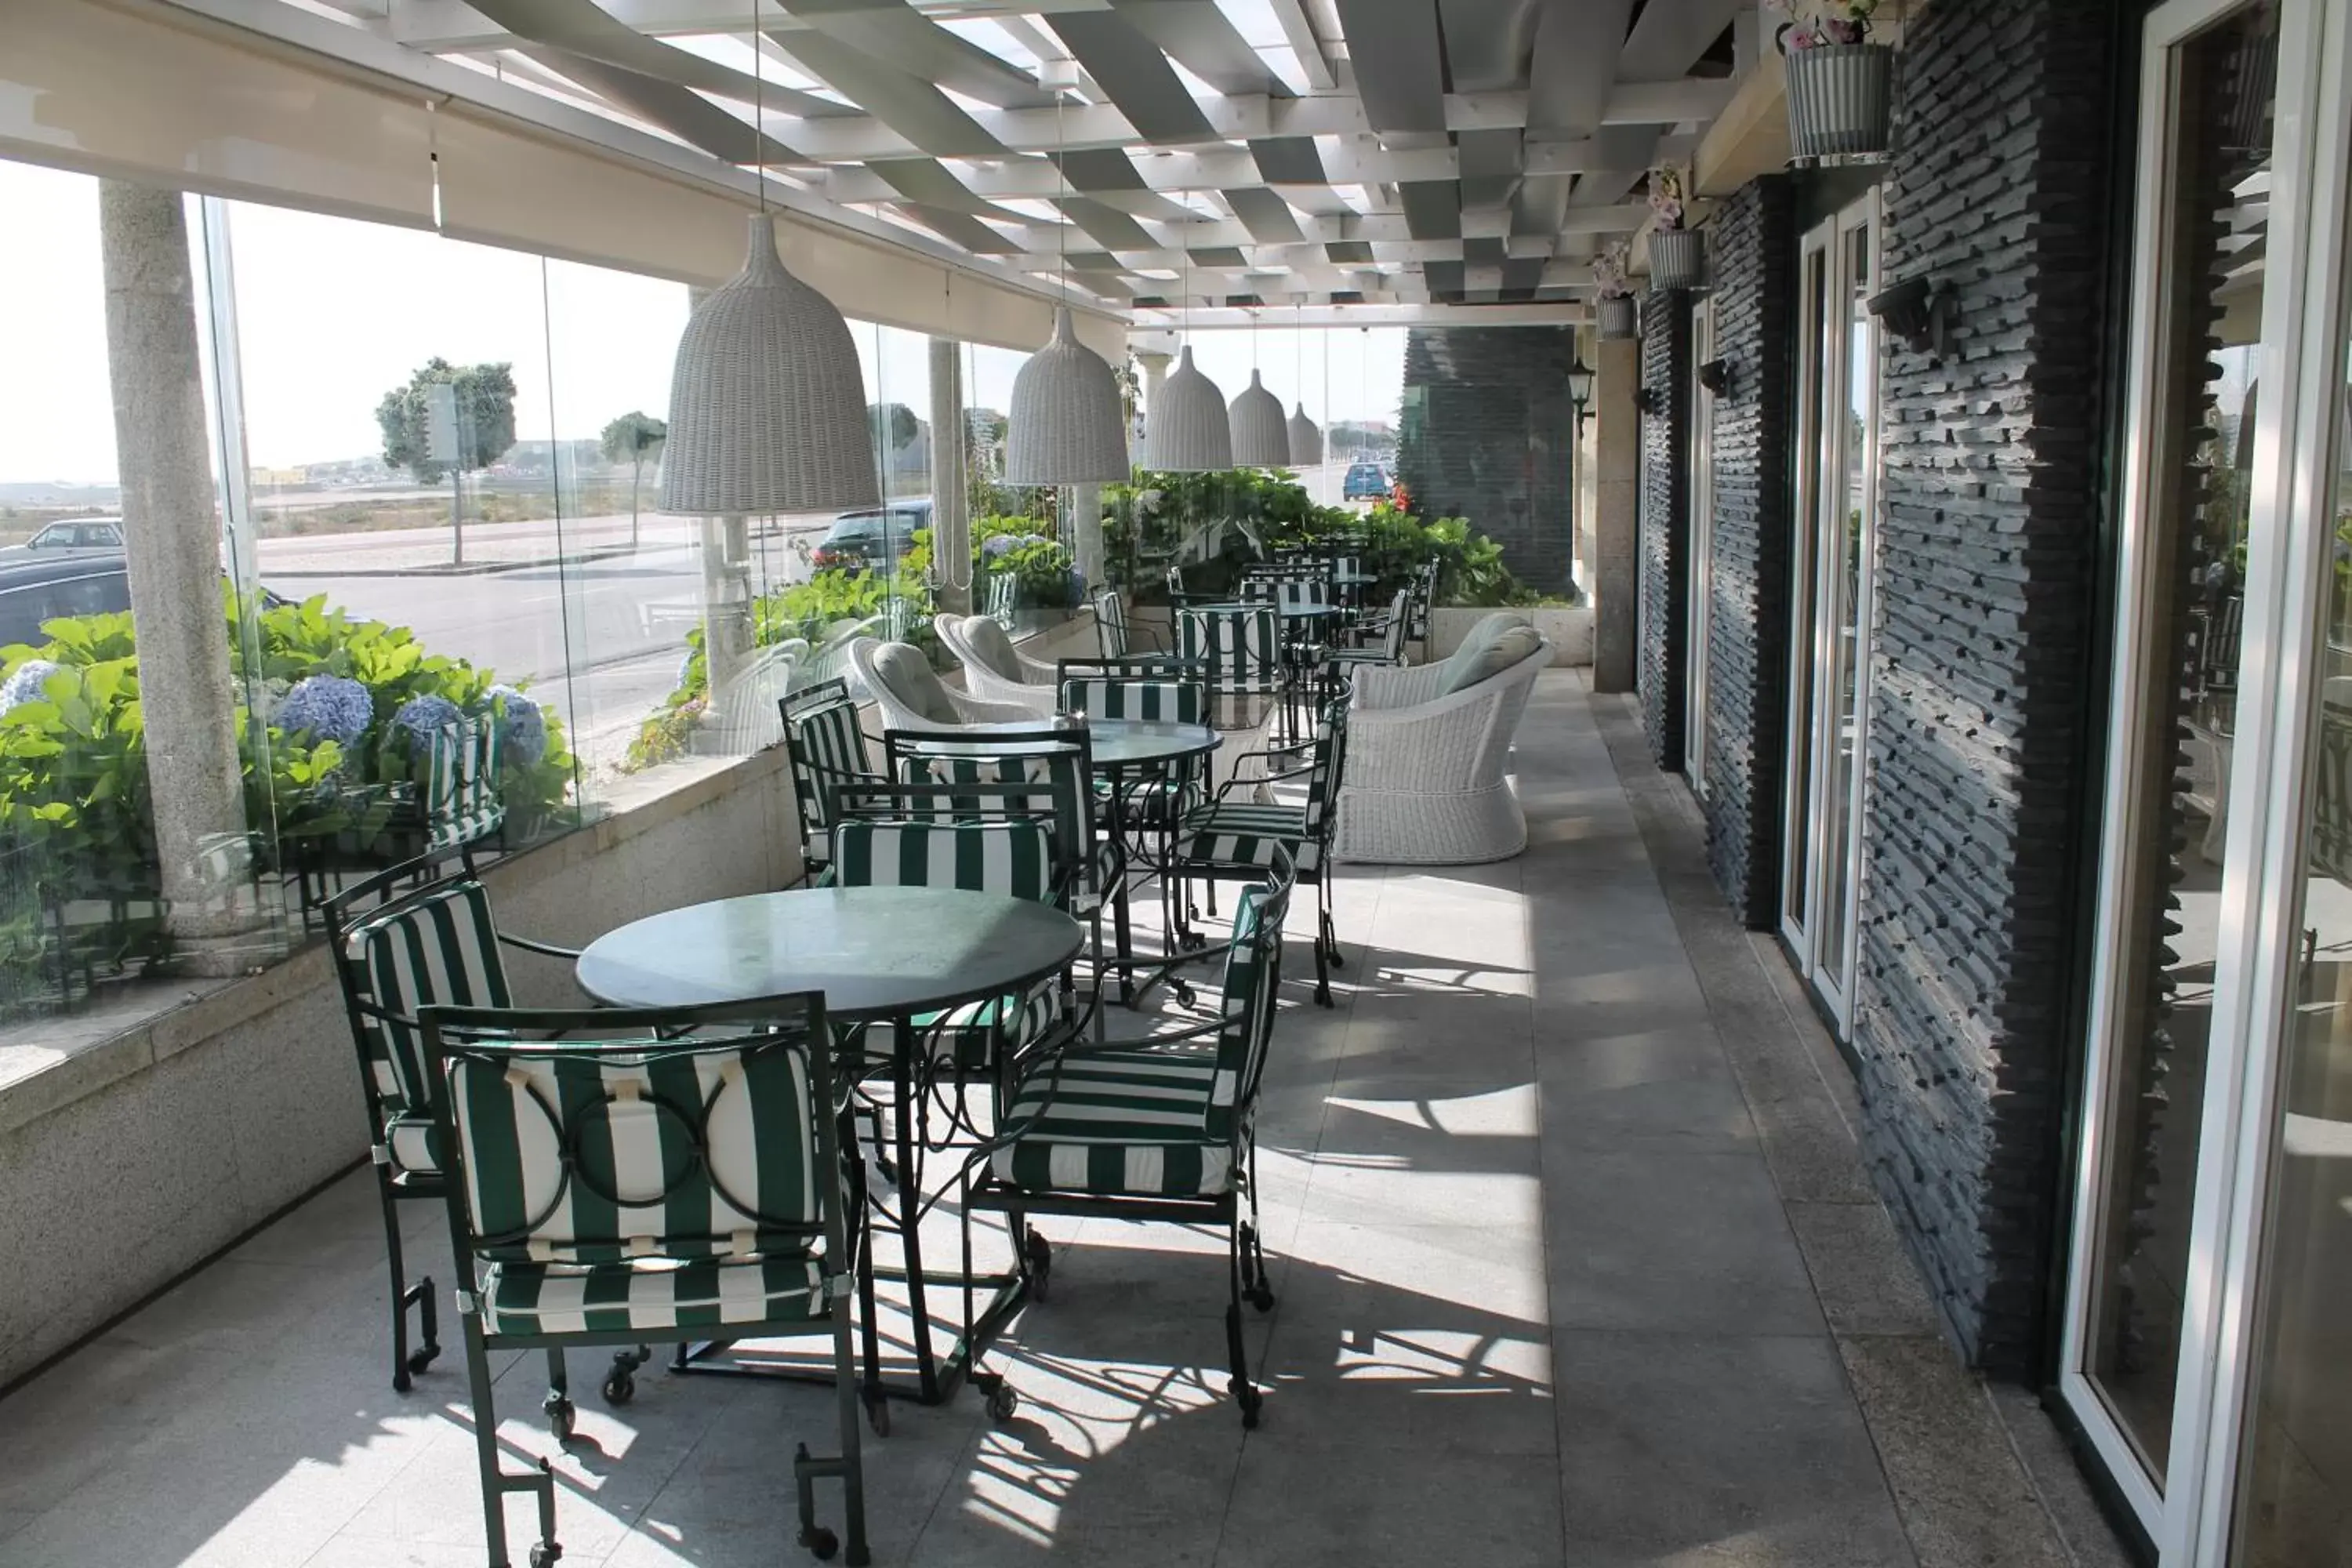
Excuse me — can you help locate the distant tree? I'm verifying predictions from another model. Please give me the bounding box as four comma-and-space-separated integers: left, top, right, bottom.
867, 402, 920, 454
375, 358, 519, 490
600, 410, 669, 548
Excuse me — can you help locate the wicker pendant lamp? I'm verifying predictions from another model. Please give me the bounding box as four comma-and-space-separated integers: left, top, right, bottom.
661, 15, 875, 515
1153, 346, 1232, 470
1288, 402, 1323, 465
1229, 368, 1290, 466
662, 212, 877, 514
1006, 100, 1130, 485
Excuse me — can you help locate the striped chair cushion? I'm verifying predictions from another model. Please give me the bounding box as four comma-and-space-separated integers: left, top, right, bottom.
863, 977, 1064, 1069
386, 1115, 442, 1176
787, 700, 877, 865
424, 718, 503, 851
447, 1042, 821, 1264
832, 818, 1055, 902
1178, 802, 1319, 874
483, 1254, 828, 1334
1091, 589, 1131, 658
1178, 608, 1282, 694
347, 880, 512, 1116
989, 1044, 1233, 1197
1058, 677, 1203, 724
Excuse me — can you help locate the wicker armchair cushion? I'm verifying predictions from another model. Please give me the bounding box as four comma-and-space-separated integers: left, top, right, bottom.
960, 615, 1025, 682
1432, 612, 1530, 694
1440, 623, 1543, 695
871, 641, 961, 724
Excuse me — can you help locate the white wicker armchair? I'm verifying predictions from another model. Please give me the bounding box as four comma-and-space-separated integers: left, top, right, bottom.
848, 636, 1038, 733
935, 612, 1059, 714
1334, 639, 1552, 865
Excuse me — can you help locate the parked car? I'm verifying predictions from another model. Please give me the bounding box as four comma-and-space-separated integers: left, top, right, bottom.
811, 500, 931, 572
22, 517, 124, 551
1342, 462, 1391, 501
0, 553, 286, 651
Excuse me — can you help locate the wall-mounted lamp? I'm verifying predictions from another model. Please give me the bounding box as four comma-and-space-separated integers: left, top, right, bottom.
1697, 358, 1732, 397
1637, 385, 1664, 416
1867, 274, 1958, 361
1568, 354, 1594, 437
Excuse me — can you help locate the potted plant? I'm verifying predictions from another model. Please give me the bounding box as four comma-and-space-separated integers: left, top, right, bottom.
1772, 1, 1895, 162
1646, 164, 1704, 290
1594, 245, 1639, 340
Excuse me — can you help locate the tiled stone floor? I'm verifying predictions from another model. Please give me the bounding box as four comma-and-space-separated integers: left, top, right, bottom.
0, 673, 2132, 1568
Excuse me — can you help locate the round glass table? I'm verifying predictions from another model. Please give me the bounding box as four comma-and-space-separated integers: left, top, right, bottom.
575, 884, 1082, 1018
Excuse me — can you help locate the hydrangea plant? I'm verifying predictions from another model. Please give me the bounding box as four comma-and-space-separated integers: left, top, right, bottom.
1647, 165, 1688, 231
0, 659, 64, 716
390, 692, 464, 757
485, 684, 547, 767
1593, 243, 1633, 299
274, 673, 374, 746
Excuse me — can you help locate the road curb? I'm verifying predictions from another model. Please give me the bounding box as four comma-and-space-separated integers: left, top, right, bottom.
259, 543, 664, 579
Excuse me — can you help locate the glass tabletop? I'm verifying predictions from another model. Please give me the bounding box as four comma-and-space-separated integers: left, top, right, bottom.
575, 885, 1083, 1018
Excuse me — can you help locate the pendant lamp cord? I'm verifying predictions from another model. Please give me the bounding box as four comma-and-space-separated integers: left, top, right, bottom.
751, 0, 765, 214
1056, 92, 1068, 305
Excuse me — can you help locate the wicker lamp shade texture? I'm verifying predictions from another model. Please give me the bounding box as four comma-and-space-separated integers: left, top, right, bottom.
1151, 347, 1232, 470
1287, 404, 1323, 465
1006, 305, 1129, 485
1229, 369, 1290, 466
662, 212, 879, 516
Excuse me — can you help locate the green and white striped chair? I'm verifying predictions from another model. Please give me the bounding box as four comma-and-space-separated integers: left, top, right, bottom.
420, 996, 869, 1568
965, 847, 1294, 1428
1321, 589, 1411, 696
1091, 586, 1165, 657
1171, 701, 1348, 1007
323, 847, 598, 1414
785, 679, 881, 885
423, 715, 504, 851
1178, 604, 1283, 699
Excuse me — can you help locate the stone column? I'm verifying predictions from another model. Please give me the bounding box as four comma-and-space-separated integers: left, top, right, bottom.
1068, 481, 1104, 596
928, 336, 971, 617
98, 182, 255, 973
1133, 350, 1171, 465
681, 290, 751, 699
1591, 336, 1641, 694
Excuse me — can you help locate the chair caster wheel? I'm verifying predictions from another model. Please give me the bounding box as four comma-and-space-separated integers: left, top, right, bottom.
406, 1345, 441, 1377
601, 1370, 634, 1405
528, 1544, 562, 1567
392, 1367, 412, 1395
800, 1526, 840, 1561
1248, 1285, 1276, 1313
543, 1392, 576, 1441
984, 1381, 1019, 1421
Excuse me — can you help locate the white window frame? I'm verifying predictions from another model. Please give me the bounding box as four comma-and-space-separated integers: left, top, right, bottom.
1780, 191, 1882, 1029
1688, 295, 1718, 796
2055, 1, 2346, 1560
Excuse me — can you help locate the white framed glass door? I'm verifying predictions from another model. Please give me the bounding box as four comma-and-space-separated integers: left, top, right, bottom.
1688, 295, 1718, 794
1780, 191, 1882, 1027
2055, 1, 2352, 1560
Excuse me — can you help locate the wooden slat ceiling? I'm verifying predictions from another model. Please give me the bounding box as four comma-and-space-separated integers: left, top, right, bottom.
283, 0, 1752, 310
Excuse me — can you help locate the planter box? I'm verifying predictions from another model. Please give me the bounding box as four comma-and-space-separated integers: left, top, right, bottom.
1649, 228, 1706, 291
1786, 43, 1896, 162
1428, 606, 1592, 667
1597, 295, 1639, 340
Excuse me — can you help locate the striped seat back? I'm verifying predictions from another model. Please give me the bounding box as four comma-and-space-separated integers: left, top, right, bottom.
1331, 555, 1364, 581
1206, 854, 1292, 1141
1091, 588, 1131, 659
832, 818, 1057, 902
1178, 606, 1282, 693
1374, 590, 1410, 659
1059, 677, 1204, 724
890, 735, 1096, 890
424, 717, 503, 851
785, 684, 877, 866
1301, 703, 1348, 843
436, 1023, 823, 1264
1276, 578, 1332, 612
985, 573, 1018, 623
344, 878, 512, 1115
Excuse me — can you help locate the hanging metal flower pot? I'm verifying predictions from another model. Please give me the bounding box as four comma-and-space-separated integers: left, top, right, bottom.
1649, 228, 1706, 291
1597, 295, 1639, 341
1785, 43, 1896, 162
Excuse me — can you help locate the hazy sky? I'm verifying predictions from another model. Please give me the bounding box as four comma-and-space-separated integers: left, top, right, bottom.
0, 157, 1406, 485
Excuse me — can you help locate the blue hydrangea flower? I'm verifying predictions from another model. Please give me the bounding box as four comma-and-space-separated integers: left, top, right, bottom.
390, 692, 464, 757
273, 673, 373, 745
485, 684, 547, 767
0, 659, 64, 714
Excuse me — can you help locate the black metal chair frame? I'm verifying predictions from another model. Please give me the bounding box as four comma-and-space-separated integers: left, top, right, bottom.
783, 678, 884, 887
419, 995, 869, 1568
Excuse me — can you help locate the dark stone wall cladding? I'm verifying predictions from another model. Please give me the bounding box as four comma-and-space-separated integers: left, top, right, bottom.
1853, 0, 2114, 1373
1637, 291, 1693, 771
1695, 177, 1797, 928
1396, 325, 1580, 595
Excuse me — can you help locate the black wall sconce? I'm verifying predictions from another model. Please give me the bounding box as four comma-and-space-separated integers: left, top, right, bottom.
1697, 358, 1732, 396
1637, 385, 1664, 416
1867, 274, 1958, 361
1568, 354, 1594, 437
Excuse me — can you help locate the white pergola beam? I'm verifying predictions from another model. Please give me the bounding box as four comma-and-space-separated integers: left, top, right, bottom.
1130, 303, 1586, 327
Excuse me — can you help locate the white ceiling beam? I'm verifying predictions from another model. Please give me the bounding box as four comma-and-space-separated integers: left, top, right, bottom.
1129, 303, 1587, 327
1263, 0, 1335, 90
816, 143, 1457, 202
392, 0, 1117, 48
